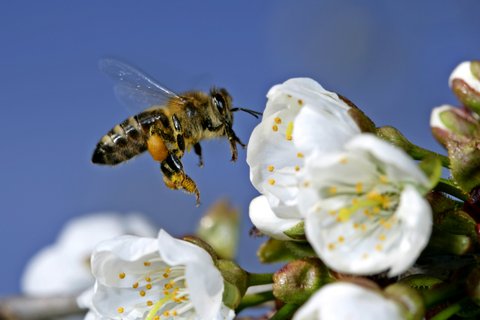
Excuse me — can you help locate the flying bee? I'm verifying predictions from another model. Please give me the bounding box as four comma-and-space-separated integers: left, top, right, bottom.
92, 59, 261, 205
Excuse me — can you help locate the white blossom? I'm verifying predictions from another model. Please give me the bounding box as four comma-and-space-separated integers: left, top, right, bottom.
22, 213, 156, 296
293, 282, 405, 320
247, 78, 360, 225
87, 230, 234, 320
299, 134, 432, 276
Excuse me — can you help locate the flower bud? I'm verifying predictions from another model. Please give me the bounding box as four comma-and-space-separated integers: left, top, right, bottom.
426, 228, 472, 255
385, 283, 425, 320
448, 140, 480, 193
196, 199, 240, 260
430, 105, 480, 147
273, 258, 334, 304
450, 61, 480, 114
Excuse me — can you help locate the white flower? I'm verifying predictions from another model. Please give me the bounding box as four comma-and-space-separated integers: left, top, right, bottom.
88, 230, 234, 320
247, 78, 361, 224
249, 195, 303, 240
299, 134, 432, 276
22, 213, 156, 296
293, 282, 405, 320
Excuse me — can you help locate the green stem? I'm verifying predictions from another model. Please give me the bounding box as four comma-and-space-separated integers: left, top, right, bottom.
235, 291, 275, 313
430, 298, 470, 320
247, 273, 274, 287
409, 145, 450, 168
435, 178, 468, 201
270, 304, 300, 320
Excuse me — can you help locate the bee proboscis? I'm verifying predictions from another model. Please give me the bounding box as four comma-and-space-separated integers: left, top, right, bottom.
92, 59, 261, 205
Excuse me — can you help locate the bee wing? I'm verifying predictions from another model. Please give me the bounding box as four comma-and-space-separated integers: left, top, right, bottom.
99, 58, 183, 113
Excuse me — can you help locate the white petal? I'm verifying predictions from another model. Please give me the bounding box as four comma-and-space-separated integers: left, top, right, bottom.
293, 282, 404, 320
293, 100, 360, 155
346, 134, 430, 189
386, 185, 432, 276
91, 235, 158, 287
22, 245, 92, 295
449, 61, 480, 93
249, 196, 303, 240
158, 229, 224, 320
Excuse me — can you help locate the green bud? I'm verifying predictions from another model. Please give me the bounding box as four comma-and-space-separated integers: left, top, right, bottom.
434, 208, 477, 241
196, 199, 240, 260
385, 283, 425, 320
448, 140, 480, 193
430, 105, 480, 148
450, 61, 480, 114
426, 227, 472, 255
216, 259, 248, 309
257, 238, 294, 263
272, 258, 334, 304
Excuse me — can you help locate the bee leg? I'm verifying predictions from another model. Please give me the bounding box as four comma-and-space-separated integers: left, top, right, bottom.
193, 143, 204, 167
160, 153, 200, 206
225, 126, 245, 162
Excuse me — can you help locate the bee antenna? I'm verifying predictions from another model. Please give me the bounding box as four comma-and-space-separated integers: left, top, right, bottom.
231, 107, 263, 119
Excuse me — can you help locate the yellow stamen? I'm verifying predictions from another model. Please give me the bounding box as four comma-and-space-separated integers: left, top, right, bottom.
285, 121, 294, 141
328, 186, 337, 195
144, 261, 151, 267
274, 117, 282, 124
294, 165, 300, 172
147, 300, 153, 306
339, 157, 348, 164
379, 175, 389, 184
268, 178, 276, 185
375, 244, 383, 251
117, 307, 124, 314
355, 182, 363, 194
139, 290, 146, 297
272, 124, 278, 132
338, 236, 345, 243
379, 234, 386, 241
267, 165, 274, 172
118, 272, 126, 279
328, 243, 336, 250
146, 283, 152, 290
132, 282, 139, 289
297, 152, 304, 158
145, 276, 152, 282
298, 99, 303, 105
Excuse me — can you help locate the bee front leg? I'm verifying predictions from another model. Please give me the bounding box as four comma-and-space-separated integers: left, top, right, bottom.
225, 126, 246, 162
160, 153, 200, 206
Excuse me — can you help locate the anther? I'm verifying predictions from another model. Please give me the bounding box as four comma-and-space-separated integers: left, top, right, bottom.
118, 272, 126, 279
379, 234, 386, 241
338, 236, 345, 243
147, 300, 153, 306
297, 152, 304, 158
144, 261, 151, 267
339, 157, 348, 164
268, 179, 276, 185
328, 186, 337, 195
146, 283, 152, 290
272, 125, 278, 132
117, 307, 124, 314
375, 244, 383, 251
355, 182, 363, 194
294, 165, 300, 172
298, 99, 303, 105
145, 276, 152, 282
267, 165, 274, 172
328, 243, 336, 250
274, 117, 282, 124
140, 290, 146, 297
132, 282, 139, 289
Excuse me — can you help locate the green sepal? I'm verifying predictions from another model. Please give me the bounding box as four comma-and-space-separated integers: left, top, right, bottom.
283, 221, 306, 240
257, 238, 316, 264
419, 156, 442, 189
216, 259, 248, 309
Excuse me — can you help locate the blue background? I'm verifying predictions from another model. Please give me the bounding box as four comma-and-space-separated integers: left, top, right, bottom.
1, 1, 479, 294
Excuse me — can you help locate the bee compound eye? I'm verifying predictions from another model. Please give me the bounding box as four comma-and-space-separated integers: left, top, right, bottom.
213, 94, 226, 112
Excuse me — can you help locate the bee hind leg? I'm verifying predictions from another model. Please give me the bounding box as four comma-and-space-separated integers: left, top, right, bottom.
193, 143, 204, 167
160, 154, 200, 206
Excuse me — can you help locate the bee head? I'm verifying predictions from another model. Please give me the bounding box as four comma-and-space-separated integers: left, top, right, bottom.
210, 88, 234, 126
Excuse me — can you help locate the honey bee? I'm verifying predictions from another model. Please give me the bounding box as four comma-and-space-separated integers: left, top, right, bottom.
92, 59, 261, 205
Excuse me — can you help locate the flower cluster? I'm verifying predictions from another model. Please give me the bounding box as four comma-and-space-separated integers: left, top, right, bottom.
16, 61, 480, 320
248, 78, 432, 277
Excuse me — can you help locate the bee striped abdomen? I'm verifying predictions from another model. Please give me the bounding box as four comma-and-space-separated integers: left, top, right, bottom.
92, 116, 147, 165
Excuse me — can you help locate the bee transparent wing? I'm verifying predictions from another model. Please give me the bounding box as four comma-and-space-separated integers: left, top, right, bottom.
99, 58, 182, 113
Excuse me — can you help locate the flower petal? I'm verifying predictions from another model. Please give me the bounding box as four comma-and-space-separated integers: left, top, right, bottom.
293, 282, 404, 320
158, 229, 224, 320
249, 196, 303, 240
